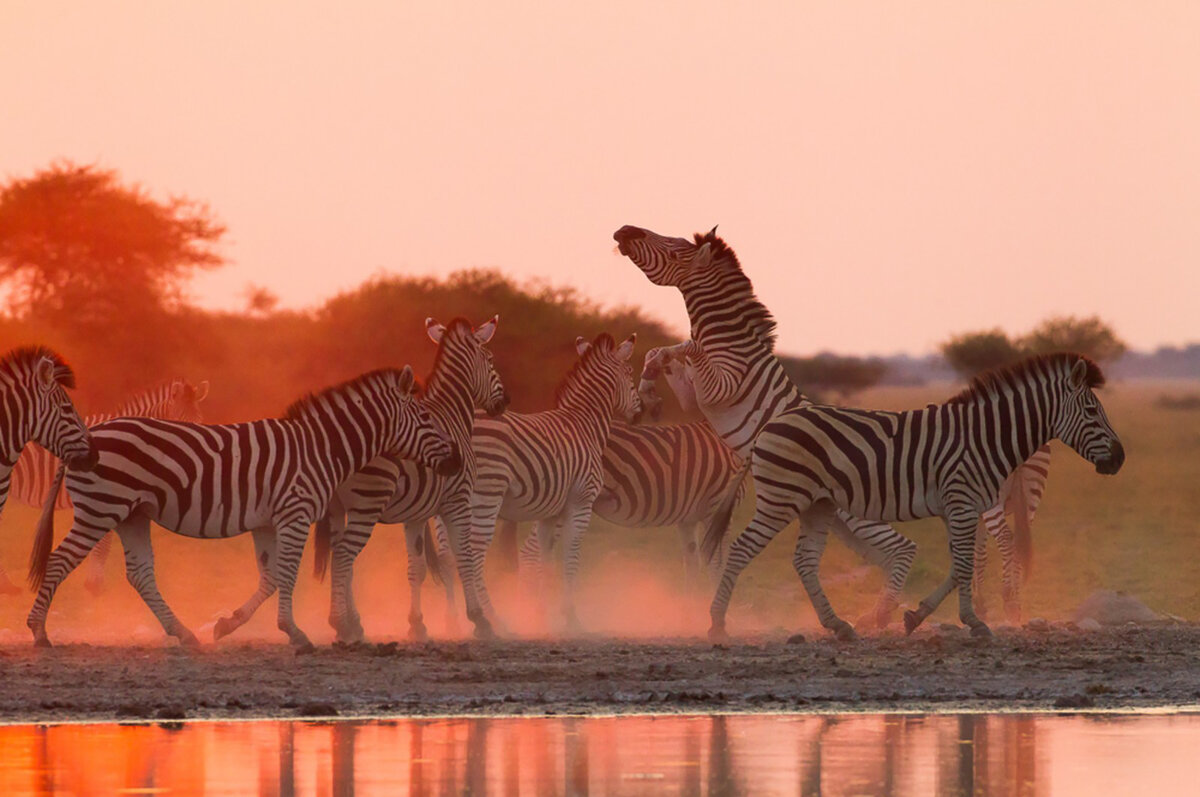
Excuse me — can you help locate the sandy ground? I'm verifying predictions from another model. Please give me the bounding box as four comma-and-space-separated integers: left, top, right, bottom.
0, 624, 1197, 724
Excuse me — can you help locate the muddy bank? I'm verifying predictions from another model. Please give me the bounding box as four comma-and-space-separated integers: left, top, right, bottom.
1, 625, 1198, 724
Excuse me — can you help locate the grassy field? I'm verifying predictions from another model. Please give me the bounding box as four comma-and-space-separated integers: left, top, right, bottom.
0, 379, 1195, 645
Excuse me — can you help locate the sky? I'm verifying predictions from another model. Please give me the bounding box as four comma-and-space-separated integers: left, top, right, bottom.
2, 1, 1197, 355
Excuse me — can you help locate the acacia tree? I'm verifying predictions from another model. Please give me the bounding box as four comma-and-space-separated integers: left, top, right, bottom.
0, 162, 226, 404
0, 162, 225, 333
940, 329, 1022, 379
1020, 315, 1126, 363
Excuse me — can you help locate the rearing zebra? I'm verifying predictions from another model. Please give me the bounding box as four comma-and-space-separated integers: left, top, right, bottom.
464, 332, 641, 634
702, 353, 1124, 640
0, 345, 97, 527
613, 225, 917, 633
310, 316, 508, 643
0, 378, 209, 596
27, 366, 460, 650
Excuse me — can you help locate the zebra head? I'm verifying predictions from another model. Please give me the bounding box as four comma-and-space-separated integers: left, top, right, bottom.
1053, 355, 1124, 475
572, 333, 642, 424
613, 225, 723, 287
426, 315, 509, 417
165, 378, 209, 423
1, 347, 97, 471
384, 366, 463, 477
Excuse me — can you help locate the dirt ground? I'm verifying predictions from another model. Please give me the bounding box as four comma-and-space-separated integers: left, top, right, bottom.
1, 624, 1197, 724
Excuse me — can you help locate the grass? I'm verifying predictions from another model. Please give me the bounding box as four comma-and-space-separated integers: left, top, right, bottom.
0, 379, 1194, 644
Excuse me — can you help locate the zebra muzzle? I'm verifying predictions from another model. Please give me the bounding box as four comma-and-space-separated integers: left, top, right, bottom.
1096, 440, 1125, 475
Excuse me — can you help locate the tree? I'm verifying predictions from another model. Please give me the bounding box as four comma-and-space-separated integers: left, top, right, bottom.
940, 329, 1022, 379
781, 353, 888, 402
0, 162, 225, 334
1019, 315, 1126, 363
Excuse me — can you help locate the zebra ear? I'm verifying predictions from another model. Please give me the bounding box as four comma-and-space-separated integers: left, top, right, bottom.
426, 318, 446, 344
575, 336, 591, 356
397, 365, 415, 395
34, 357, 56, 392
194, 380, 210, 403
1069, 358, 1089, 389
616, 333, 637, 361
474, 315, 498, 344
693, 241, 713, 268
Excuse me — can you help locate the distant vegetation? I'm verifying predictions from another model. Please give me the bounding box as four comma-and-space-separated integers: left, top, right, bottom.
0, 162, 677, 421
940, 317, 1128, 380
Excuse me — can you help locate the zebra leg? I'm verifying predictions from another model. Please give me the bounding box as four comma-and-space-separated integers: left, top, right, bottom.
114, 516, 199, 647
273, 519, 316, 651
438, 507, 485, 638
328, 507, 378, 644
678, 522, 701, 592
991, 513, 1023, 625
517, 523, 543, 586
905, 512, 992, 638
405, 520, 430, 641
559, 505, 594, 634
430, 517, 461, 636
830, 511, 916, 631
794, 506, 857, 642
27, 518, 111, 646
465, 492, 505, 639
83, 532, 114, 596
972, 512, 994, 621
214, 527, 278, 641
708, 502, 794, 643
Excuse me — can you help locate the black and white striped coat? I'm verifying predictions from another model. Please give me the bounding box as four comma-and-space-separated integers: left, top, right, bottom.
311, 317, 508, 643
0, 378, 209, 596
26, 366, 460, 650
704, 353, 1123, 640
464, 332, 641, 633
614, 225, 917, 631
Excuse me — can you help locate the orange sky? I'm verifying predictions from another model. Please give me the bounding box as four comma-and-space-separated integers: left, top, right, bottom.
3, 2, 1197, 355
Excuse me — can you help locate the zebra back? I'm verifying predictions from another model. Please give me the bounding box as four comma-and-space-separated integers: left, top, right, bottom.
10, 378, 208, 511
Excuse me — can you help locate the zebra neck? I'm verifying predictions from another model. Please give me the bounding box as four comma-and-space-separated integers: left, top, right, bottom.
964, 390, 1056, 479
294, 409, 380, 484
556, 395, 615, 445
421, 384, 475, 445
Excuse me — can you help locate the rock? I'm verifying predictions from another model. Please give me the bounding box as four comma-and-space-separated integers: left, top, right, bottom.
1025, 618, 1051, 632
1073, 590, 1161, 626
1077, 618, 1102, 632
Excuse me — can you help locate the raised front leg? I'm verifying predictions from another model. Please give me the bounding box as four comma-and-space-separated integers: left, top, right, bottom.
214, 527, 278, 642
906, 509, 991, 638
115, 516, 199, 647
27, 518, 112, 646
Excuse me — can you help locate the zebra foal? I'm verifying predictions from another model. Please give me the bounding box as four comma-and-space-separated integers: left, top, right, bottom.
703, 353, 1124, 640
27, 366, 459, 650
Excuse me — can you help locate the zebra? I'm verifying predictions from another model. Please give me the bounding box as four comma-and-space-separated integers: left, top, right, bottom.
0, 345, 97, 531
973, 445, 1051, 624
701, 353, 1124, 640
309, 316, 508, 643
0, 378, 209, 596
512, 419, 743, 590
613, 225, 917, 634
26, 366, 461, 650
463, 332, 641, 634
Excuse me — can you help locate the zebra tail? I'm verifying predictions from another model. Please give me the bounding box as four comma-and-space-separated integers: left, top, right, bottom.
312, 512, 332, 582
28, 463, 64, 590
494, 517, 519, 574
1011, 469, 1034, 582
701, 457, 752, 564
424, 520, 445, 586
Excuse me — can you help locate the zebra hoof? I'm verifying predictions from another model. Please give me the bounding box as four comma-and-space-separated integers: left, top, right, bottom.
212, 616, 238, 641
832, 623, 859, 643
178, 629, 202, 649
903, 610, 924, 636
409, 622, 428, 642
473, 620, 497, 640
33, 635, 52, 649
969, 623, 994, 639
707, 625, 729, 644
293, 641, 317, 656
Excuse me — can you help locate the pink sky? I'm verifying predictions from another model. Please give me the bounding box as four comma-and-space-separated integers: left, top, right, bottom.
2, 1, 1197, 355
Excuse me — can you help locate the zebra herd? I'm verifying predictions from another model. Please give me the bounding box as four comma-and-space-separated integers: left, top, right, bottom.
0, 225, 1124, 649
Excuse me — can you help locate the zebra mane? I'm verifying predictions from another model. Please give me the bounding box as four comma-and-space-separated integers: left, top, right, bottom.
692, 230, 778, 352
283, 368, 417, 421
554, 333, 616, 407
426, 318, 476, 387
0, 345, 76, 389
948, 352, 1105, 405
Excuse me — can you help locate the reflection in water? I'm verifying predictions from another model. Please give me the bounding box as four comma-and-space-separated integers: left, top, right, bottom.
0, 712, 1197, 795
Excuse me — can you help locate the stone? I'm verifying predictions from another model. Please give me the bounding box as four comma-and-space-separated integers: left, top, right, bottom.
1073, 590, 1161, 626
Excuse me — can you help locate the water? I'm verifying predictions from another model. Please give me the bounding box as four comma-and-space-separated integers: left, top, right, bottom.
1, 712, 1197, 795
